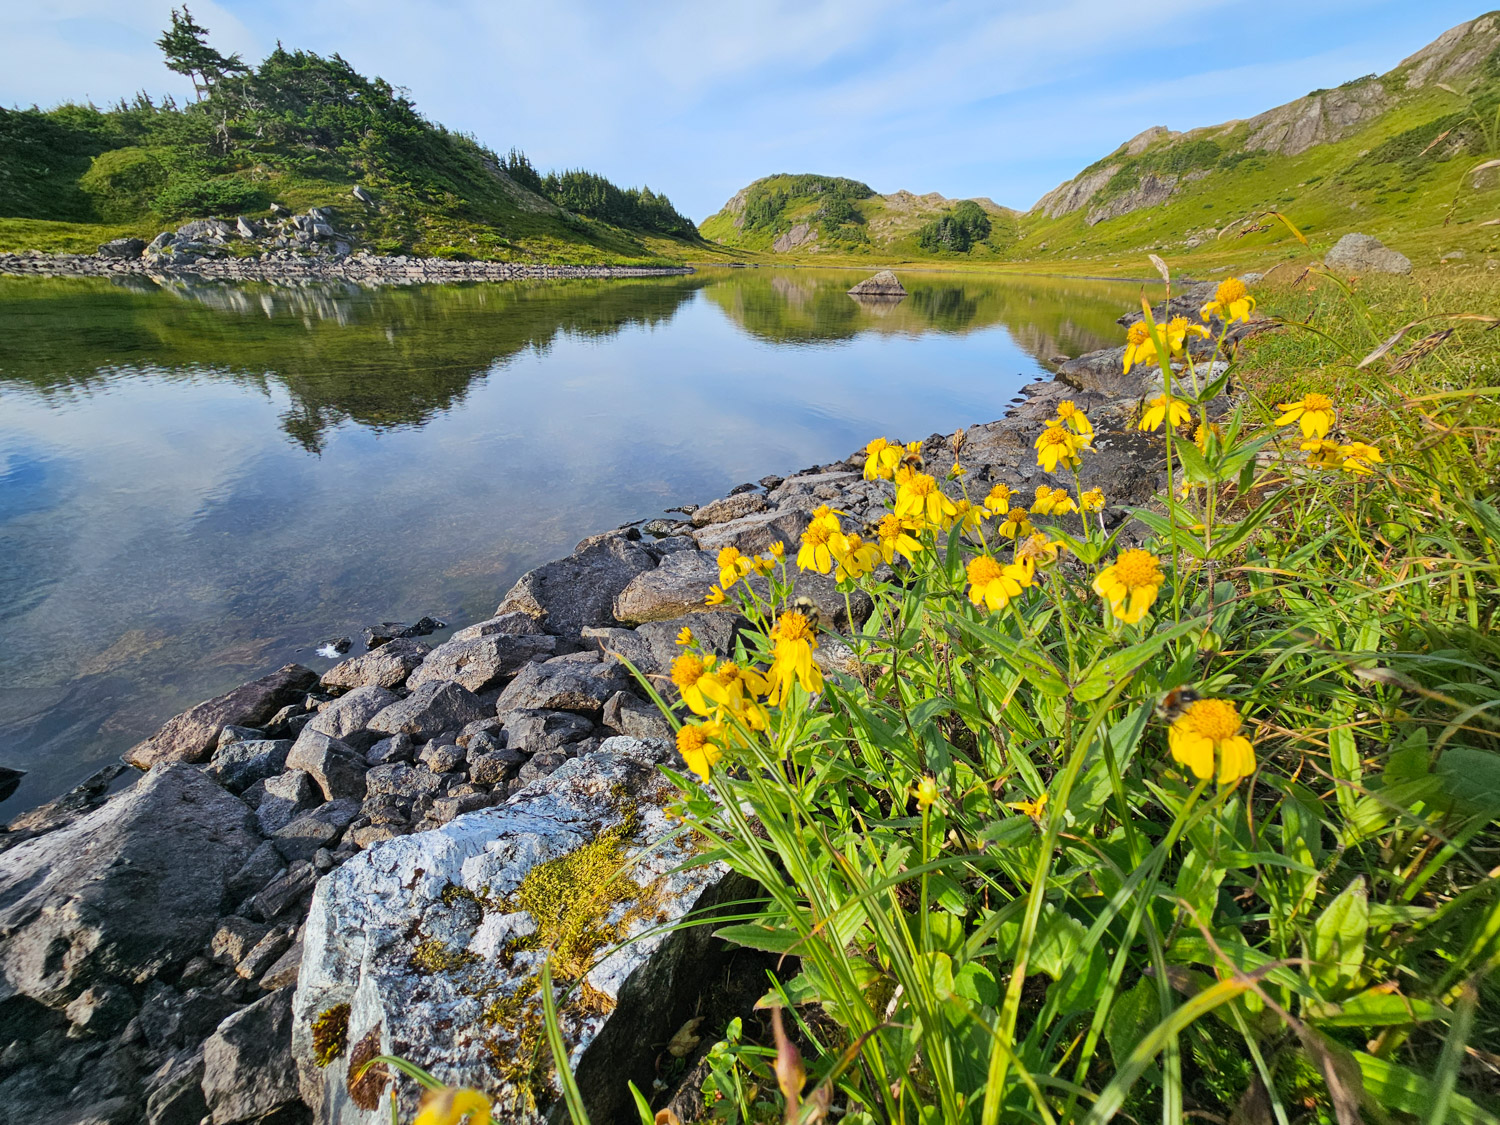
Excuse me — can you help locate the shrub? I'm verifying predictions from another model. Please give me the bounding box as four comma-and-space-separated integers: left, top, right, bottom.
917, 199, 992, 252
153, 174, 268, 219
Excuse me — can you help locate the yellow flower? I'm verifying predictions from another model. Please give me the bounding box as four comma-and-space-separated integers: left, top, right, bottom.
894, 472, 957, 528
874, 514, 923, 564
797, 512, 844, 574
1139, 394, 1192, 432
1079, 487, 1105, 513
1034, 425, 1082, 473
1340, 441, 1383, 475
833, 532, 881, 582
998, 507, 1033, 539
1015, 532, 1062, 575
768, 540, 786, 560
1167, 697, 1255, 785
984, 483, 1015, 516
705, 585, 727, 606
913, 776, 939, 812
950, 498, 984, 534
700, 661, 771, 732
1165, 315, 1211, 352
675, 626, 694, 647
676, 722, 724, 782
950, 461, 967, 478
966, 554, 1031, 612
1200, 277, 1256, 325
767, 610, 823, 703
863, 436, 903, 480
1053, 400, 1093, 436
1275, 392, 1336, 438
1301, 438, 1344, 470
1093, 549, 1164, 624
1193, 421, 1223, 453
415, 1088, 493, 1125
717, 546, 752, 590
1007, 791, 1048, 822
1123, 322, 1156, 374
1031, 486, 1076, 517
671, 651, 714, 715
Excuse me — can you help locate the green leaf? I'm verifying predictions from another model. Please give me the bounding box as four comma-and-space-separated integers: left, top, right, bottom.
1312, 876, 1369, 993
1436, 747, 1500, 815
713, 922, 806, 954
1307, 986, 1449, 1027
1106, 976, 1161, 1069
1354, 1052, 1500, 1125
954, 963, 1000, 1008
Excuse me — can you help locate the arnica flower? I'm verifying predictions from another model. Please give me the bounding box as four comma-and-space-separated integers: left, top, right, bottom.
950, 498, 984, 534
675, 626, 694, 647
1139, 394, 1193, 432
1093, 548, 1164, 624
1166, 315, 1211, 352
1053, 400, 1094, 436
768, 540, 786, 560
415, 1088, 493, 1125
797, 511, 844, 574
717, 546, 753, 590
1080, 487, 1106, 513
966, 554, 1031, 612
767, 610, 823, 703
950, 460, 967, 478
1007, 791, 1048, 822
998, 507, 1033, 539
1339, 441, 1383, 475
671, 651, 714, 715
984, 482, 1015, 516
1276, 392, 1337, 438
701, 661, 770, 732
1167, 697, 1256, 785
874, 514, 923, 564
1301, 438, 1344, 471
704, 585, 727, 606
863, 436, 903, 481
833, 532, 880, 582
1015, 532, 1062, 576
1032, 486, 1077, 517
912, 776, 939, 812
1035, 425, 1082, 473
1193, 421, 1223, 453
1123, 322, 1157, 374
1200, 277, 1256, 325
895, 472, 958, 528
676, 722, 724, 782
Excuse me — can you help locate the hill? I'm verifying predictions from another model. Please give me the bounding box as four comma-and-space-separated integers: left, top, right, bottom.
697, 173, 1022, 260
0, 11, 704, 264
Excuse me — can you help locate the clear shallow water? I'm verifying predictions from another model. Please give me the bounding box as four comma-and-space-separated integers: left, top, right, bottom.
0, 267, 1144, 813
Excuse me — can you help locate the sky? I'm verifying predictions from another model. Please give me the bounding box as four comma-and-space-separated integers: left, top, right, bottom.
1, 1, 1489, 220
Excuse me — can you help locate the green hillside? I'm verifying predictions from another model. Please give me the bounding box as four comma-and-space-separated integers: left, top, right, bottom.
697, 173, 1022, 260
0, 11, 705, 264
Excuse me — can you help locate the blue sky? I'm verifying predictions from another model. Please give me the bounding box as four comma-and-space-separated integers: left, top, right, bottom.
1, 1, 1488, 219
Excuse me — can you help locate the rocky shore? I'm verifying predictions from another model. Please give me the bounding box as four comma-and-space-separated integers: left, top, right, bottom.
0, 280, 1247, 1125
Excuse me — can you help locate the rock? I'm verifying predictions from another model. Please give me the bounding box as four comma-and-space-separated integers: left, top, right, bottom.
602, 691, 674, 741
363, 617, 443, 649
202, 988, 303, 1124
418, 741, 466, 774
848, 269, 907, 297
690, 491, 768, 527
1324, 232, 1413, 275
773, 221, 817, 252
493, 655, 626, 716
256, 769, 318, 828
367, 680, 489, 740
257, 932, 304, 991
291, 738, 736, 1125
691, 506, 811, 556
467, 746, 524, 785
584, 614, 742, 681
364, 734, 414, 766
144, 1047, 208, 1125
430, 792, 492, 823
0, 763, 22, 802
364, 763, 445, 800
352, 185, 374, 205
405, 633, 556, 693
226, 841, 287, 905
449, 611, 546, 642
125, 665, 317, 769
246, 862, 317, 923
175, 219, 234, 242
494, 534, 658, 636
97, 238, 146, 260
237, 923, 296, 982
285, 732, 367, 802
0, 764, 258, 1010
304, 685, 399, 744
319, 638, 430, 691
211, 918, 270, 967
63, 983, 136, 1037
613, 549, 721, 624
138, 982, 238, 1052
499, 709, 595, 756
234, 216, 259, 239
272, 800, 359, 863
206, 739, 291, 795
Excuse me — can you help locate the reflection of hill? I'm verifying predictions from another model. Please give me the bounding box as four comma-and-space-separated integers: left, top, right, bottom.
0, 275, 708, 450
700, 268, 1149, 361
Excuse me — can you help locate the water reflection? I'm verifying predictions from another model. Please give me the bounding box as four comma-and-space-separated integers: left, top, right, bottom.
0, 267, 1147, 813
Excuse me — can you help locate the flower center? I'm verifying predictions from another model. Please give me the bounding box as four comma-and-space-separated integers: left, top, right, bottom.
907, 474, 937, 497
1127, 323, 1149, 345
1304, 393, 1332, 411
717, 547, 741, 568
1112, 549, 1162, 589
670, 653, 705, 688
844, 533, 866, 551
967, 555, 1004, 586
1057, 400, 1078, 417
1180, 698, 1242, 742
877, 514, 903, 540
1039, 427, 1072, 448
776, 612, 813, 642
1215, 278, 1247, 304
676, 725, 709, 753
803, 521, 832, 546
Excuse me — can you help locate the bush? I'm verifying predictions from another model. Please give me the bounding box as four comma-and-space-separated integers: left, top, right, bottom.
153, 174, 268, 219
79, 146, 168, 221
917, 199, 992, 252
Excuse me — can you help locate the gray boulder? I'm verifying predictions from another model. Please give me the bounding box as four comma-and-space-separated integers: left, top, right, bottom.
1324, 232, 1413, 275
493, 654, 626, 716
285, 731, 366, 802
304, 685, 399, 744
449, 611, 546, 642
405, 633, 556, 694
272, 800, 359, 863
0, 764, 259, 1009
613, 549, 720, 624
256, 770, 322, 836
690, 491, 767, 527
352, 185, 374, 205
202, 988, 303, 1124
499, 709, 595, 756
494, 533, 657, 636
175, 218, 234, 242
125, 664, 317, 769
848, 269, 906, 296
692, 506, 811, 555
366, 680, 489, 739
320, 638, 430, 691
206, 739, 291, 794
97, 238, 146, 259
602, 691, 674, 741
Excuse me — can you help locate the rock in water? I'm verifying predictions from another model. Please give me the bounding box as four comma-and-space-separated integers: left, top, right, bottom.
124, 664, 317, 769
847, 269, 907, 297
292, 737, 745, 1125
0, 764, 23, 802
0, 763, 259, 1009
1324, 233, 1413, 275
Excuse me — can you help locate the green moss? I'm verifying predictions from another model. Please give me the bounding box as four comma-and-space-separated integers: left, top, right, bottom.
311, 1003, 351, 1067
409, 938, 480, 975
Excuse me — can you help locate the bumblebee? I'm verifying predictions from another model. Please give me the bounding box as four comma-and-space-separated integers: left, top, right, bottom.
1155, 686, 1202, 722
789, 595, 822, 631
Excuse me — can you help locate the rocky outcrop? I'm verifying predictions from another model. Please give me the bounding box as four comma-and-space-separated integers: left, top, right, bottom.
847, 270, 907, 297
771, 222, 817, 253
124, 665, 317, 769
1324, 233, 1413, 276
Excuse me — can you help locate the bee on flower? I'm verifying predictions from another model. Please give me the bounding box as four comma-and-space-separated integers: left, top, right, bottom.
966, 554, 1032, 612
797, 508, 846, 574
832, 531, 881, 582
676, 722, 724, 782
862, 436, 903, 481
1166, 696, 1256, 785
766, 609, 823, 704
874, 513, 923, 564
1093, 548, 1164, 624
1276, 392, 1337, 438
894, 472, 958, 528
1052, 400, 1093, 436
1139, 394, 1193, 432
997, 507, 1033, 539
984, 482, 1015, 516
1035, 424, 1082, 473
1200, 277, 1256, 325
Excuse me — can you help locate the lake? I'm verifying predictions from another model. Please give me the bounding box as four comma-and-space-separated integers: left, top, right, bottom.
0, 266, 1145, 814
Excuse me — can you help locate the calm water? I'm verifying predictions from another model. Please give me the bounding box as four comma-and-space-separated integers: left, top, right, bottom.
0, 267, 1144, 813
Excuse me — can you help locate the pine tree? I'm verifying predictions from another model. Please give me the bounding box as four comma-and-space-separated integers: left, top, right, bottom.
156, 7, 247, 101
